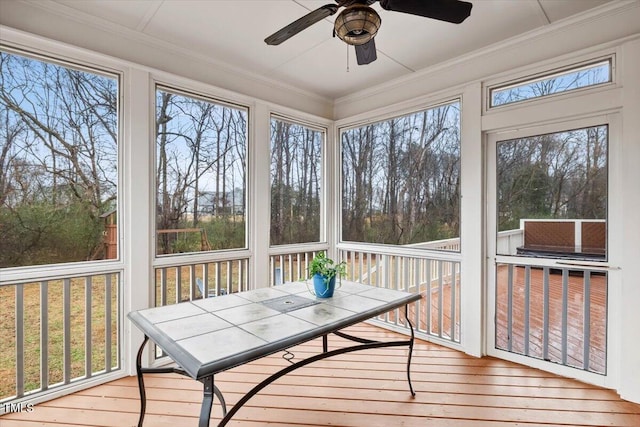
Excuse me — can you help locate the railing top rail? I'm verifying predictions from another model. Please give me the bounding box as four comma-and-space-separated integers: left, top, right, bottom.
337, 242, 462, 261
497, 229, 524, 236
404, 236, 460, 248
519, 218, 606, 227
495, 255, 611, 271
268, 244, 329, 257
1, 265, 124, 287
154, 250, 250, 268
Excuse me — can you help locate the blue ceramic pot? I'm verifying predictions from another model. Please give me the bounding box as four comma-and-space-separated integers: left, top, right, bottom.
313, 273, 336, 298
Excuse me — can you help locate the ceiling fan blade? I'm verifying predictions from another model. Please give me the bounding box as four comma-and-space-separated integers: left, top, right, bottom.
265, 4, 340, 45
379, 0, 472, 24
355, 38, 377, 65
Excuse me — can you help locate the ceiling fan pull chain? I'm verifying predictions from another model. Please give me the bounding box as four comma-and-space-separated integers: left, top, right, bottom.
346, 44, 350, 73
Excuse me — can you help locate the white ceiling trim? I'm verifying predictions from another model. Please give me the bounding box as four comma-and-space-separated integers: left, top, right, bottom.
19, 0, 334, 104
334, 0, 637, 108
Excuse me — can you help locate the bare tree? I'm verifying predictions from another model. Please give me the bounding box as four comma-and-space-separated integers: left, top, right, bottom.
341, 102, 461, 245
497, 126, 607, 232
0, 52, 119, 266
154, 89, 247, 254
270, 119, 322, 245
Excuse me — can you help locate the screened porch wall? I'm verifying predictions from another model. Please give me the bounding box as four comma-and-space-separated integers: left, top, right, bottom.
1, 1, 639, 407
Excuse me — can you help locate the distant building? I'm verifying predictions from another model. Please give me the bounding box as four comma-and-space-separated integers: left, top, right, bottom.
198, 188, 244, 216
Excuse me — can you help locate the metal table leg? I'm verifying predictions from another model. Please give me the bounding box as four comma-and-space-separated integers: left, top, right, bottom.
135, 336, 149, 427
135, 336, 227, 427
405, 306, 417, 397
198, 376, 214, 427
334, 304, 417, 396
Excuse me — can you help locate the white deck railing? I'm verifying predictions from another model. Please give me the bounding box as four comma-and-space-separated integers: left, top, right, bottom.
406, 236, 461, 251
266, 244, 462, 345
268, 247, 326, 286
42, 242, 465, 382
338, 247, 461, 344
154, 257, 249, 306
495, 260, 608, 374
497, 229, 524, 255
0, 272, 121, 406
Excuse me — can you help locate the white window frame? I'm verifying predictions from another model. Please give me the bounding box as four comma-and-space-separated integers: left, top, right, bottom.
152, 83, 251, 262
337, 97, 463, 253
483, 47, 619, 116
268, 113, 328, 249
488, 57, 613, 109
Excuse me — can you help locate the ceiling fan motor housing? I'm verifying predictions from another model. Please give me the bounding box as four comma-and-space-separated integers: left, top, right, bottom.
334, 4, 382, 46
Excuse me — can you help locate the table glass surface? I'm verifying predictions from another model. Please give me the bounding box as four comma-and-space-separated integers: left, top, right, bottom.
128, 281, 420, 379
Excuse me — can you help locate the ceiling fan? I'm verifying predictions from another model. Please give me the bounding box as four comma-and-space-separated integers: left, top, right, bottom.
264, 0, 473, 65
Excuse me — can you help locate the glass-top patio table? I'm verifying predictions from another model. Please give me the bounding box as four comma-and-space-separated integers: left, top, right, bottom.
128, 280, 422, 427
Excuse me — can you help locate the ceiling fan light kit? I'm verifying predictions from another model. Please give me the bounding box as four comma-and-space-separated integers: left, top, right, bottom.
334, 5, 381, 46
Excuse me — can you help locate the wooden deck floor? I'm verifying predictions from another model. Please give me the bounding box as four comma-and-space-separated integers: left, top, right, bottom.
1, 323, 639, 427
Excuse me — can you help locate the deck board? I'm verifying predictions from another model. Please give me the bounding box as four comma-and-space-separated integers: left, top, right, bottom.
1, 324, 638, 427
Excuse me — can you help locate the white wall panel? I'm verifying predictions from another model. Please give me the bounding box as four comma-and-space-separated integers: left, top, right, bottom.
619, 37, 640, 404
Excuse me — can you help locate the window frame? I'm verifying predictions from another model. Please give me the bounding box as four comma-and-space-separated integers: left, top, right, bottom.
337, 98, 463, 251
0, 45, 124, 272
494, 123, 610, 261
268, 113, 327, 248
486, 55, 615, 111
152, 83, 251, 260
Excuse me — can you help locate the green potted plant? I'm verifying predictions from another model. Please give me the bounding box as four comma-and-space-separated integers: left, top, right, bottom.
308, 251, 346, 298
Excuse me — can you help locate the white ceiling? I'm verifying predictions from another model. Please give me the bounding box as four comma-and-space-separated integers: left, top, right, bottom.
42, 0, 613, 99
